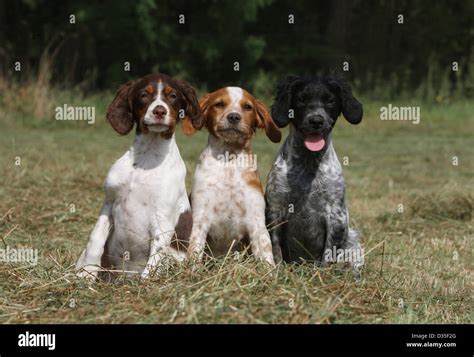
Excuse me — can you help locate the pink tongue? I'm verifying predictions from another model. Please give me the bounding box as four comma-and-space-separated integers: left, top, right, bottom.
304, 135, 326, 151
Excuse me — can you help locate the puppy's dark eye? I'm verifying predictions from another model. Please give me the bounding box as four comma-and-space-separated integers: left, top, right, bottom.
140, 92, 149, 101
326, 98, 336, 106
243, 103, 253, 111
214, 101, 224, 108
297, 96, 306, 104
168, 92, 178, 100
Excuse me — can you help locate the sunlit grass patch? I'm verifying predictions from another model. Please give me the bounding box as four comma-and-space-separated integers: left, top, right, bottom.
0, 88, 472, 323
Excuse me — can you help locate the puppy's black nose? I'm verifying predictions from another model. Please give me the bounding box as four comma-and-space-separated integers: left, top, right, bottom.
153, 105, 167, 119
309, 114, 324, 129
226, 112, 241, 125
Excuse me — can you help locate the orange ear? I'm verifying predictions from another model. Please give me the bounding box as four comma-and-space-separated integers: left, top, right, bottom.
255, 99, 281, 143
182, 117, 197, 135
198, 93, 212, 115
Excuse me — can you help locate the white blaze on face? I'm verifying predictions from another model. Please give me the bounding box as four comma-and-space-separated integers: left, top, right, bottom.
225, 87, 244, 116
144, 81, 171, 130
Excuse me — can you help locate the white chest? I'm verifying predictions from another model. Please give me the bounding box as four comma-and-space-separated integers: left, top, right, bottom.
105, 135, 188, 237
191, 146, 266, 255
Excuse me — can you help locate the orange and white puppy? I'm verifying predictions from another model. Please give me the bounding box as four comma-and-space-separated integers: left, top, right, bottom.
187, 87, 281, 265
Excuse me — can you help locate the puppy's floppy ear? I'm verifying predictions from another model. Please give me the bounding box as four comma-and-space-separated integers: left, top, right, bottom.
256, 99, 281, 143
196, 93, 212, 128
175, 79, 204, 136
329, 78, 363, 124
271, 74, 301, 128
106, 80, 136, 135
198, 92, 212, 114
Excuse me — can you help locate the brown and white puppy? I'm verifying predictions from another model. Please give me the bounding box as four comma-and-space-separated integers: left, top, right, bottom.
187, 87, 281, 265
76, 73, 202, 279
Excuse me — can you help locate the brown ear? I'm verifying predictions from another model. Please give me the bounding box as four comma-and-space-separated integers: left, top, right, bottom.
255, 99, 282, 143
176, 80, 203, 136
183, 93, 211, 135
106, 80, 136, 135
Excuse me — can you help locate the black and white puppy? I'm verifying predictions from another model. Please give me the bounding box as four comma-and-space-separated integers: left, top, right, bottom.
265, 75, 364, 276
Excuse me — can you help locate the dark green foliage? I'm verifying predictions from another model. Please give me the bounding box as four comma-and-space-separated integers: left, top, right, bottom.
1, 0, 473, 97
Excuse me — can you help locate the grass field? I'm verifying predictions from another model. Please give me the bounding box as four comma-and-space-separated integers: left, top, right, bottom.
0, 92, 472, 323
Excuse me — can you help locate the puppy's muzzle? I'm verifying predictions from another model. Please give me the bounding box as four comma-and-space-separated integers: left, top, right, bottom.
144, 105, 168, 126
306, 114, 325, 130
226, 112, 241, 125
153, 105, 167, 120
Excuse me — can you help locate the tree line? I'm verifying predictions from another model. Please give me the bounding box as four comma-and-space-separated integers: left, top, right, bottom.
1, 0, 473, 98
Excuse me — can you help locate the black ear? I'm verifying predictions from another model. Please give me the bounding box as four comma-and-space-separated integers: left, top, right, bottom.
271, 75, 301, 128
329, 78, 363, 124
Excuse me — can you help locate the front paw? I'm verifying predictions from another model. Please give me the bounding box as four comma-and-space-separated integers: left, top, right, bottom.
76, 265, 99, 280
272, 245, 283, 264
265, 255, 276, 266
140, 268, 150, 279
140, 265, 158, 279
352, 261, 364, 281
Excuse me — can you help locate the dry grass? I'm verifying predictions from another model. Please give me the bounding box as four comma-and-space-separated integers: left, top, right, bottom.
0, 41, 64, 119
0, 80, 472, 323
409, 191, 472, 221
